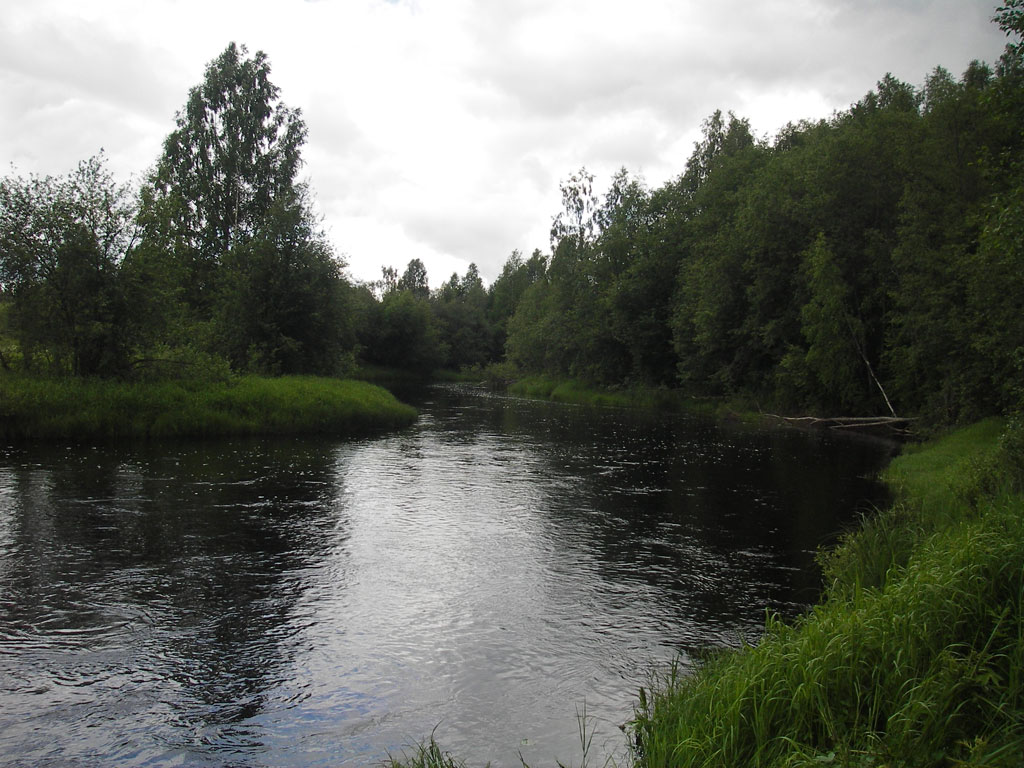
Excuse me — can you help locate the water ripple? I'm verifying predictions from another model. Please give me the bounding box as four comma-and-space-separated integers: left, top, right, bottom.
0, 385, 891, 767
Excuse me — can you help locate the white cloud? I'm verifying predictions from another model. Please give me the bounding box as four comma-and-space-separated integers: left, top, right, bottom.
0, 0, 1010, 284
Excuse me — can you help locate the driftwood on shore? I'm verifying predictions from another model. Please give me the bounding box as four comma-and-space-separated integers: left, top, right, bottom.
768, 414, 915, 437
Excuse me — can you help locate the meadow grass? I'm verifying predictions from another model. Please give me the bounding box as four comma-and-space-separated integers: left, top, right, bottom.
631, 415, 1024, 768
0, 374, 417, 441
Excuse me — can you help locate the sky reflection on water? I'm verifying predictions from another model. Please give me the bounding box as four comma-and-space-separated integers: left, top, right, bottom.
0, 385, 892, 767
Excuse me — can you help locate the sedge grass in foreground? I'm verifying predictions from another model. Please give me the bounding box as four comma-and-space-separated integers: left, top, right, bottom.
632, 416, 1024, 767
0, 374, 417, 440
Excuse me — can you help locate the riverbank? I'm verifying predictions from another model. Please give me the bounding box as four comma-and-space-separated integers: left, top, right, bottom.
632, 416, 1024, 767
506, 375, 757, 421
0, 374, 417, 441
505, 376, 924, 442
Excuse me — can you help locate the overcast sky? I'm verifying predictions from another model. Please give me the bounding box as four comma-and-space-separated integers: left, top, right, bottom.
1, 0, 1011, 285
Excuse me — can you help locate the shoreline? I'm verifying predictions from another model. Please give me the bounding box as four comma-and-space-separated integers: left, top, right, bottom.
630, 416, 1024, 767
0, 374, 418, 441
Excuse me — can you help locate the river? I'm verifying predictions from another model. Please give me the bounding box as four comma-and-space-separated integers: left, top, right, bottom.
0, 384, 892, 767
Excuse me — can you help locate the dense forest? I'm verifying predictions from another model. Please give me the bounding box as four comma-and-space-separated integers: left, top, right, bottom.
2, 5, 1022, 425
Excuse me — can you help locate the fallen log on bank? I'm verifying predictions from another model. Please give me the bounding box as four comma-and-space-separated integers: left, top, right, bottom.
767, 414, 915, 437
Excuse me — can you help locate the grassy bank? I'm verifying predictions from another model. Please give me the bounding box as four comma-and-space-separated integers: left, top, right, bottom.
507, 375, 753, 420
631, 416, 1024, 767
0, 374, 418, 441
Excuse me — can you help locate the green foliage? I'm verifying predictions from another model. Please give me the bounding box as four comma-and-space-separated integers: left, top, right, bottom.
487, 249, 547, 357
800, 233, 865, 411
397, 257, 431, 299
507, 375, 738, 418
7, 14, 1023, 419
497, 26, 1022, 426
0, 155, 138, 376
0, 374, 416, 441
145, 42, 306, 314
133, 343, 234, 384
966, 181, 1024, 414
671, 116, 767, 394
358, 285, 444, 375
505, 168, 662, 386
215, 187, 351, 375
433, 263, 492, 370
7, 17, 1021, 421
132, 43, 354, 376
632, 419, 1024, 768
995, 0, 1024, 61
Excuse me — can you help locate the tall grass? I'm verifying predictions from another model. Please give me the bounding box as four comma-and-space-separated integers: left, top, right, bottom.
0, 374, 417, 441
632, 416, 1024, 767
383, 736, 469, 768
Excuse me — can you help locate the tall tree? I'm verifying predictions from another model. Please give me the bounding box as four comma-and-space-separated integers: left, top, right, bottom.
671, 111, 763, 393
433, 263, 492, 370
488, 249, 546, 358
800, 233, 877, 412
397, 258, 430, 299
144, 42, 307, 313
139, 42, 352, 374
543, 167, 632, 383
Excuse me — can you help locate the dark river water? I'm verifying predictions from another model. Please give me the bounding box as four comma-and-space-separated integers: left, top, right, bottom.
0, 385, 893, 767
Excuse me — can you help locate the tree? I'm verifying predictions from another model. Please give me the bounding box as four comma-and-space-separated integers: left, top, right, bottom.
0, 155, 137, 376
144, 42, 307, 313
397, 258, 430, 299
966, 176, 1024, 413
529, 167, 638, 383
488, 249, 546, 358
995, 0, 1024, 61
682, 110, 755, 196
505, 279, 564, 374
376, 265, 399, 298
799, 233, 872, 412
550, 167, 598, 254
593, 170, 681, 385
137, 42, 354, 374
216, 186, 350, 375
670, 112, 764, 393
433, 263, 492, 370
361, 288, 443, 374
883, 65, 997, 421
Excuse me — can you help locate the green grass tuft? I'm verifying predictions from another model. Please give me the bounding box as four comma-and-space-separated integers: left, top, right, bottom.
382, 736, 471, 768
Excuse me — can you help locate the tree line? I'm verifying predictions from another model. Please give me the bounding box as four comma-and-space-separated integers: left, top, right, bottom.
1, 44, 347, 380
2, 5, 1022, 425
496, 3, 1024, 423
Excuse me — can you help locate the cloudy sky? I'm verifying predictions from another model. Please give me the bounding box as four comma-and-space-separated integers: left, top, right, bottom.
1, 0, 1011, 285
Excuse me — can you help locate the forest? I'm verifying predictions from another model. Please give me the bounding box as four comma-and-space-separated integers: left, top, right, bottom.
1, 5, 1022, 427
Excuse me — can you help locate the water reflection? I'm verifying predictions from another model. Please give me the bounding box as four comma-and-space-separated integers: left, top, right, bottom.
0, 385, 892, 767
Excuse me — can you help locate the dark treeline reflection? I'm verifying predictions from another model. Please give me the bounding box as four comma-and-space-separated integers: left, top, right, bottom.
0, 386, 892, 767
0, 440, 347, 763
454, 388, 891, 641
